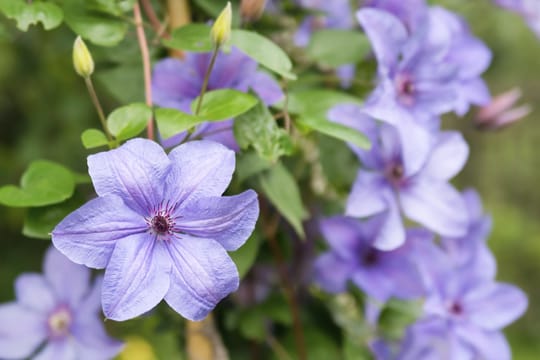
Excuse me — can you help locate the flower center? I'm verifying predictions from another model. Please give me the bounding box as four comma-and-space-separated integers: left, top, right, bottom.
385, 163, 405, 187
448, 301, 463, 316
151, 214, 171, 234
362, 248, 379, 267
147, 201, 179, 239
48, 307, 72, 338
395, 73, 415, 106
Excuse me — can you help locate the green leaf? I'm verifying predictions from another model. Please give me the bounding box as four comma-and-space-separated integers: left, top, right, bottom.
0, 160, 75, 207
23, 196, 81, 239
285, 89, 362, 115
162, 24, 214, 52
258, 163, 308, 238
297, 115, 370, 149
235, 152, 272, 183
97, 63, 144, 103
107, 103, 151, 140
81, 128, 108, 149
230, 29, 296, 80
155, 108, 201, 140
229, 233, 260, 279
0, 0, 63, 31
307, 30, 370, 67
192, 89, 258, 121
63, 4, 127, 46
85, 0, 136, 16
234, 101, 293, 162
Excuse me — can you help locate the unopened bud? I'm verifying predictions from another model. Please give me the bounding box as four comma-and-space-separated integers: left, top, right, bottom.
475, 87, 531, 131
211, 2, 232, 46
72, 36, 94, 78
240, 0, 267, 22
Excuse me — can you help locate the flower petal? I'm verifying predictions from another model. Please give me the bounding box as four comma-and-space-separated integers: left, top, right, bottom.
319, 216, 365, 259
176, 190, 259, 251
456, 326, 510, 360
102, 234, 171, 321
356, 8, 407, 72
33, 339, 77, 360
88, 138, 170, 214
15, 274, 56, 313
372, 194, 406, 250
422, 131, 468, 180
52, 195, 147, 269
0, 303, 46, 359
43, 247, 91, 308
313, 252, 355, 293
400, 180, 468, 238
72, 317, 124, 360
164, 235, 239, 321
465, 282, 528, 330
165, 140, 235, 206
346, 171, 388, 218
250, 71, 284, 105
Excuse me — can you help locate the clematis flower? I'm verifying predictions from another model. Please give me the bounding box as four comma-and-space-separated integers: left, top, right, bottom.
404, 270, 528, 360
357, 7, 491, 127
0, 247, 123, 360
314, 216, 425, 301
52, 139, 259, 321
328, 104, 468, 250
494, 0, 540, 38
152, 47, 283, 148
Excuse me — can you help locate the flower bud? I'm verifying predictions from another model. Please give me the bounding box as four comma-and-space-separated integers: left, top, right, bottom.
475, 87, 531, 131
72, 36, 94, 78
240, 0, 267, 22
211, 2, 232, 46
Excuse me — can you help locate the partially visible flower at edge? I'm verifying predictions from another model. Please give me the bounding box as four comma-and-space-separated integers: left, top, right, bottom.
0, 246, 123, 360
152, 47, 283, 149
52, 138, 259, 322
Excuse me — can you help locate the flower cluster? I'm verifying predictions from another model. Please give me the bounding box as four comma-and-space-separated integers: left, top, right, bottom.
312, 1, 528, 358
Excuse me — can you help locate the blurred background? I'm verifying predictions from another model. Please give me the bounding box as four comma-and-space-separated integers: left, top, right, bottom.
0, 0, 539, 358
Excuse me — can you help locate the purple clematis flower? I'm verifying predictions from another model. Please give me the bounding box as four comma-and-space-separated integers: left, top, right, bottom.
152, 47, 283, 149
52, 139, 259, 321
0, 247, 123, 360
495, 0, 540, 38
404, 270, 528, 360
313, 216, 425, 301
357, 7, 491, 128
328, 104, 468, 250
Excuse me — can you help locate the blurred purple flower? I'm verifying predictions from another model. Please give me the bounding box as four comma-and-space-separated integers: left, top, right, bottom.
152, 47, 283, 148
362, 0, 428, 31
495, 0, 540, 37
329, 104, 469, 250
0, 247, 122, 360
357, 7, 491, 127
475, 87, 531, 130
314, 216, 425, 301
52, 139, 259, 321
441, 189, 496, 281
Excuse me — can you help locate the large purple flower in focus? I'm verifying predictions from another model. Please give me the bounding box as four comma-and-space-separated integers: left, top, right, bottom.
357, 7, 491, 128
52, 139, 259, 321
314, 216, 424, 301
329, 104, 469, 250
152, 47, 283, 148
0, 247, 122, 360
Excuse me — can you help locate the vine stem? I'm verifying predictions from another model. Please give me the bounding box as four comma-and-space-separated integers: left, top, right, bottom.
194, 44, 220, 116
262, 201, 307, 360
84, 77, 113, 143
140, 0, 170, 39
134, 2, 155, 140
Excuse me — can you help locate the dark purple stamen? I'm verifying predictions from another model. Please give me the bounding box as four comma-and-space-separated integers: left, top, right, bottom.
449, 301, 463, 315
362, 248, 379, 266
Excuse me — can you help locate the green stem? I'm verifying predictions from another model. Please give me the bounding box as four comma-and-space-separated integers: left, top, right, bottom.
194, 44, 220, 116
84, 77, 114, 143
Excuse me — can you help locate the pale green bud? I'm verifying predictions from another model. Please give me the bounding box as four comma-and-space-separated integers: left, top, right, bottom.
72, 36, 94, 78
211, 2, 232, 46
